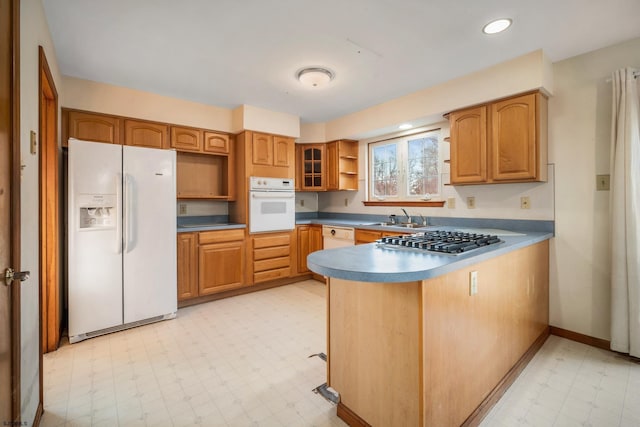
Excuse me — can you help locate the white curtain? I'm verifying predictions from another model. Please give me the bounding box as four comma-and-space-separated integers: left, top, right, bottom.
610, 68, 640, 357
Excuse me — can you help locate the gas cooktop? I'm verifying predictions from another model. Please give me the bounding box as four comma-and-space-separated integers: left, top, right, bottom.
377, 230, 502, 254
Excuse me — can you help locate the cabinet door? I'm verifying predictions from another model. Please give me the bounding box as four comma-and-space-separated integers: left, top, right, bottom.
326, 142, 338, 190
301, 144, 326, 191
177, 233, 198, 301
252, 132, 273, 166
297, 225, 311, 273
199, 241, 245, 295
171, 126, 203, 152
67, 110, 121, 145
124, 120, 168, 149
490, 93, 537, 181
449, 106, 487, 184
273, 136, 293, 168
309, 225, 323, 252
203, 131, 230, 154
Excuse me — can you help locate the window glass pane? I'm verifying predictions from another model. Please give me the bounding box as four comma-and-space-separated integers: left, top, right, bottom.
372, 144, 398, 197
407, 136, 438, 196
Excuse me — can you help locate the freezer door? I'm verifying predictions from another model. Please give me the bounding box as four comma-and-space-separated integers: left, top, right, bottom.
122, 146, 177, 323
68, 139, 124, 338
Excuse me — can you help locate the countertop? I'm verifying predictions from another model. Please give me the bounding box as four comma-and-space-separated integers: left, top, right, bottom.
307, 227, 553, 282
177, 223, 246, 233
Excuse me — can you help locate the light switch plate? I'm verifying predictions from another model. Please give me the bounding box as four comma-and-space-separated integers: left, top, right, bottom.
178, 203, 187, 215
596, 174, 610, 191
447, 197, 456, 209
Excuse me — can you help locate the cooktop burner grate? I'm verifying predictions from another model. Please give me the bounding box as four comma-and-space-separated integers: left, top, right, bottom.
377, 230, 502, 254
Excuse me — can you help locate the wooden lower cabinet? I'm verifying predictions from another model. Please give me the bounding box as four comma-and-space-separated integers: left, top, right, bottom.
177, 229, 246, 303
199, 241, 245, 295
177, 232, 198, 300
251, 231, 293, 283
355, 228, 408, 244
297, 224, 323, 274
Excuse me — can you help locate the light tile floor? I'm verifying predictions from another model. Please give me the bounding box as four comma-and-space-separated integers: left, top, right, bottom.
41, 280, 640, 427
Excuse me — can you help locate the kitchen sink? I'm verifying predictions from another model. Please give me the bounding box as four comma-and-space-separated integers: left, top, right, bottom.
372, 222, 430, 229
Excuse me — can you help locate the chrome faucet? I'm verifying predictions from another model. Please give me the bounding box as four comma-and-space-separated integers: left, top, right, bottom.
418, 213, 428, 226
401, 208, 411, 224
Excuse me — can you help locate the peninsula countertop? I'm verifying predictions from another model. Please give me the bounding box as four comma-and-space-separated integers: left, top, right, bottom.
307, 227, 552, 282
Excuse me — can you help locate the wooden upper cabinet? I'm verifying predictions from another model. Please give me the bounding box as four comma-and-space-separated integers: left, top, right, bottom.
273, 136, 294, 168
447, 91, 547, 185
491, 93, 544, 182
203, 131, 230, 154
124, 119, 168, 149
301, 144, 326, 191
171, 126, 203, 152
449, 106, 488, 184
326, 142, 338, 190
66, 110, 121, 146
251, 132, 273, 166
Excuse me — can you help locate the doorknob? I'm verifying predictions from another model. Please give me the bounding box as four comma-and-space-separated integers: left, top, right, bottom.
4, 268, 30, 286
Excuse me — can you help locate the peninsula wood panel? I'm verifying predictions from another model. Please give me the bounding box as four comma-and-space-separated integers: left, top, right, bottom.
329, 279, 422, 427
422, 241, 549, 427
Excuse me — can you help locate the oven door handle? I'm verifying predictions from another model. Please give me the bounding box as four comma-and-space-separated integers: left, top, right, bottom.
251, 193, 295, 199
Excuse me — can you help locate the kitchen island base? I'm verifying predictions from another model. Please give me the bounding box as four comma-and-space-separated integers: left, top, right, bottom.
327, 240, 549, 426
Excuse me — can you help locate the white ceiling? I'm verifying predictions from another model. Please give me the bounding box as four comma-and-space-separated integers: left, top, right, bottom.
42, 0, 640, 123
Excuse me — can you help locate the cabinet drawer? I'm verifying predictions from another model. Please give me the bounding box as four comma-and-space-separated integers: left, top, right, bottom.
254, 246, 289, 261
355, 229, 382, 244
254, 256, 290, 272
253, 233, 291, 248
254, 267, 290, 283
199, 228, 245, 244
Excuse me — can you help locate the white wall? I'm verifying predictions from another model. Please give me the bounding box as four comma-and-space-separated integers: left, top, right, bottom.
20, 0, 63, 424
548, 37, 640, 341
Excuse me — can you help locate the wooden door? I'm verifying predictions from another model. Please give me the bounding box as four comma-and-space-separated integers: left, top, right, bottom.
449, 106, 488, 184
39, 47, 60, 353
125, 120, 168, 149
1, 0, 21, 420
177, 233, 198, 301
170, 126, 202, 152
66, 110, 121, 145
251, 132, 273, 166
273, 136, 293, 168
203, 131, 229, 154
490, 93, 537, 181
326, 141, 338, 190
199, 241, 245, 294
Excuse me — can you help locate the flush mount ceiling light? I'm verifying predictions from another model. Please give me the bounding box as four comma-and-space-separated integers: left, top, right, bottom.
482, 18, 512, 34
296, 67, 334, 88
398, 123, 413, 130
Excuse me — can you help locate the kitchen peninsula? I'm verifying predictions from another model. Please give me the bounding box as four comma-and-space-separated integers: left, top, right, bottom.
308, 229, 552, 426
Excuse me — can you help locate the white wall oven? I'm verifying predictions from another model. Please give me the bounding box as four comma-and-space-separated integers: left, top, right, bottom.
249, 177, 295, 233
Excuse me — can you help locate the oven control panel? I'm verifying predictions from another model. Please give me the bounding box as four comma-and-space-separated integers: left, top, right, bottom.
250, 176, 295, 191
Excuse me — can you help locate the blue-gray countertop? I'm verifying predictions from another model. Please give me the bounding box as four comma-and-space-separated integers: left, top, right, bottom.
307, 227, 552, 283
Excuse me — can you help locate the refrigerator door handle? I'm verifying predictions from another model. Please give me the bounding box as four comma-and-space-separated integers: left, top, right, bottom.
124, 174, 134, 252
115, 173, 122, 254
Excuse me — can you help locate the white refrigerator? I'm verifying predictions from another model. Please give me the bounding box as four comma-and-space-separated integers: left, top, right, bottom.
68, 138, 177, 343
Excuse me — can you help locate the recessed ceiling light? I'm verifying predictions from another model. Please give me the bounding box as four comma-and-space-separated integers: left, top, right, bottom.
296, 67, 335, 88
482, 18, 512, 35
398, 123, 412, 130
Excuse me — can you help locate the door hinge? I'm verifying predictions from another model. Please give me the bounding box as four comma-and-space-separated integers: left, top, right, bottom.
4, 268, 30, 286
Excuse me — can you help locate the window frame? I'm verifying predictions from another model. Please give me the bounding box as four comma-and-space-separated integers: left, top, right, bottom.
367, 128, 444, 203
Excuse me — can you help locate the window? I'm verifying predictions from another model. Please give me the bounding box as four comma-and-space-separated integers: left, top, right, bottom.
369, 130, 440, 201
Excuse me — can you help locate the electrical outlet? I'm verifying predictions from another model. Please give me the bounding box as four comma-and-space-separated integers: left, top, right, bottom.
467, 196, 476, 209
300, 199, 305, 207
520, 196, 530, 209
447, 197, 456, 209
344, 198, 349, 207
469, 271, 478, 296
596, 174, 610, 191
179, 203, 187, 215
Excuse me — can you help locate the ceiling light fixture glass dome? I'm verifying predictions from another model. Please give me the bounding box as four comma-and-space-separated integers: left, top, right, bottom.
482, 18, 512, 34
296, 67, 335, 87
